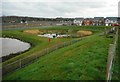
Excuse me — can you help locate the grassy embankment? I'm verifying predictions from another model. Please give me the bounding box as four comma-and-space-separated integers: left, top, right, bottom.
2, 26, 108, 65
2, 30, 73, 65
112, 28, 120, 80
3, 26, 113, 80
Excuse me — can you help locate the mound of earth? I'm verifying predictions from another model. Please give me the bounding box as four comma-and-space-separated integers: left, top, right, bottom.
23, 30, 43, 34
77, 30, 93, 37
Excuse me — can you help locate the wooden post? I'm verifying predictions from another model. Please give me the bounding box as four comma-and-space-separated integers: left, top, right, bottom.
71, 41, 72, 45
19, 59, 22, 68
35, 54, 38, 59
106, 44, 112, 82
64, 42, 65, 47
106, 28, 118, 81
46, 48, 48, 54
104, 28, 107, 35
56, 45, 58, 50
47, 48, 49, 54
106, 44, 115, 82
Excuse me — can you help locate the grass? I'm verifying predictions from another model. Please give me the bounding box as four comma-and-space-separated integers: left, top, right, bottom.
2, 26, 114, 80
2, 30, 74, 65
118, 28, 120, 80
112, 28, 120, 80
2, 26, 107, 65
3, 31, 113, 80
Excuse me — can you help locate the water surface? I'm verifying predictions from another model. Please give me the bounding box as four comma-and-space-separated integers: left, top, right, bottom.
0, 38, 31, 57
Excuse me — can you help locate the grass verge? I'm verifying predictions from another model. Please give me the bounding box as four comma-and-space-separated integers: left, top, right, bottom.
3, 33, 113, 80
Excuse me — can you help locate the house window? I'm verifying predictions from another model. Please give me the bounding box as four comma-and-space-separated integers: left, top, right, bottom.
113, 20, 116, 22
106, 19, 109, 22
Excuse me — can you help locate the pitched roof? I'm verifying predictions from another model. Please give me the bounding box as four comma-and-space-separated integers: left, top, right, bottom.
84, 18, 94, 20
117, 17, 120, 23
75, 18, 84, 21
106, 17, 118, 20
94, 17, 104, 20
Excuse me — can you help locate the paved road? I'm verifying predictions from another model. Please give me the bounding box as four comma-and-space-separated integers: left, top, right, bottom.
2, 26, 52, 31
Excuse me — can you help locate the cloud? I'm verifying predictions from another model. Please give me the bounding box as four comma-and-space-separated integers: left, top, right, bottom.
2, 0, 119, 17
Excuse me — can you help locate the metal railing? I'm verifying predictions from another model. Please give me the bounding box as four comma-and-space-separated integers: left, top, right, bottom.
2, 38, 83, 76
106, 27, 118, 82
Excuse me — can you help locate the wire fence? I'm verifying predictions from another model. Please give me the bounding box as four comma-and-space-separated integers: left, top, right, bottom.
2, 27, 118, 79
106, 27, 118, 82
2, 38, 83, 76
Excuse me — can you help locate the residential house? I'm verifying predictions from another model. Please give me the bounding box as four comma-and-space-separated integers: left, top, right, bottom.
105, 17, 118, 26
93, 17, 105, 26
57, 18, 74, 26
73, 18, 84, 26
60, 20, 74, 26
117, 17, 120, 25
83, 18, 93, 26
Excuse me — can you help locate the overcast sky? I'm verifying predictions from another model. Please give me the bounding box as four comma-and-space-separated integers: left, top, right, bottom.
1, 0, 120, 18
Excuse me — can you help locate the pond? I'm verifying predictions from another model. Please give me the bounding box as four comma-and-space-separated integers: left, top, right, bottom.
0, 37, 31, 57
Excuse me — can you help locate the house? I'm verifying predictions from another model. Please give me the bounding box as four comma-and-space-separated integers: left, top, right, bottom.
83, 18, 93, 26
56, 18, 74, 26
20, 18, 27, 24
93, 17, 105, 26
105, 17, 118, 26
73, 18, 84, 26
117, 17, 120, 25
61, 20, 73, 26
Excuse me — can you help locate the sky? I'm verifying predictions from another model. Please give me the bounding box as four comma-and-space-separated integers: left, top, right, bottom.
1, 0, 120, 18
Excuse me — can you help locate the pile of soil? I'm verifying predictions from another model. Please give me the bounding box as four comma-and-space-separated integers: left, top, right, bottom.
23, 30, 42, 34
23, 30, 67, 35
77, 30, 93, 37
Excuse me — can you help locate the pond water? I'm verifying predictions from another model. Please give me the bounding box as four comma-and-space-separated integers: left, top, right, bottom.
0, 37, 31, 57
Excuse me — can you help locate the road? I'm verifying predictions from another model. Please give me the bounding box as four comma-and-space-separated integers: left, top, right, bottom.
2, 25, 52, 31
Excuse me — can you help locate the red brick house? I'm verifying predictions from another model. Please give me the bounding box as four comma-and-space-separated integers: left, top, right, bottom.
83, 18, 93, 26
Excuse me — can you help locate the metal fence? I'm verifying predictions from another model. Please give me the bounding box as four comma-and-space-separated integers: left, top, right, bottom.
106, 27, 118, 82
2, 28, 117, 78
2, 38, 83, 76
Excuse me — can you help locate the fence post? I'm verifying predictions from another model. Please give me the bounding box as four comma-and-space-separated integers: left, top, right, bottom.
46, 48, 49, 54
56, 45, 58, 50
3, 36, 84, 76
19, 59, 22, 68
35, 53, 38, 60
47, 48, 48, 54
70, 40, 72, 45
106, 27, 118, 82
106, 44, 112, 82
104, 28, 107, 35
106, 44, 116, 82
64, 42, 66, 47
114, 27, 118, 45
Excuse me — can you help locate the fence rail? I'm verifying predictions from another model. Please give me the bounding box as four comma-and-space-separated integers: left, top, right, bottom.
106, 27, 118, 82
2, 38, 83, 76
2, 28, 117, 78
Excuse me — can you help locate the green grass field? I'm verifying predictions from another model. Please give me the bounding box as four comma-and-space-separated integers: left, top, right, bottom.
2, 26, 114, 80
2, 30, 74, 64
2, 26, 107, 65
112, 28, 120, 80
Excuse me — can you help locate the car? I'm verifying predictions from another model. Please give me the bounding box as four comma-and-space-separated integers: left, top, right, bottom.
113, 23, 119, 26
